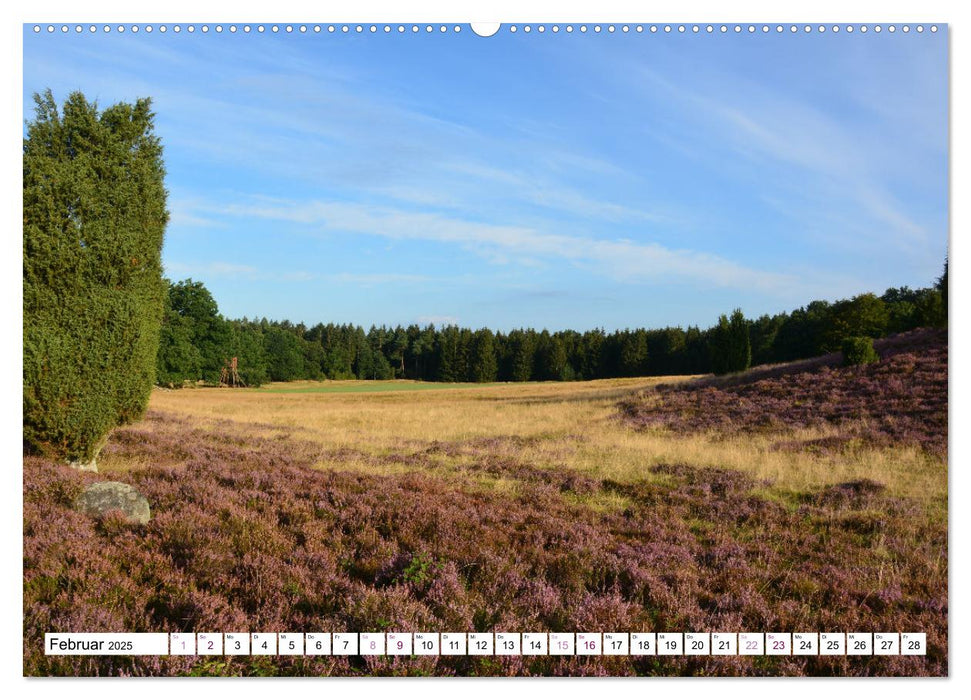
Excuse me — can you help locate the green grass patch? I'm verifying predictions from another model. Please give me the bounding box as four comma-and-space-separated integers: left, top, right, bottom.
749, 486, 805, 513
562, 488, 635, 515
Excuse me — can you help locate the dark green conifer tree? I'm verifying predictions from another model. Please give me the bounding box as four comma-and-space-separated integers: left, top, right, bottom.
264, 325, 305, 381
709, 309, 751, 375
469, 328, 498, 382
506, 329, 535, 382
24, 90, 168, 465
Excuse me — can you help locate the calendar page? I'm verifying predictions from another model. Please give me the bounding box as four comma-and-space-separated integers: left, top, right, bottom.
20, 1, 950, 680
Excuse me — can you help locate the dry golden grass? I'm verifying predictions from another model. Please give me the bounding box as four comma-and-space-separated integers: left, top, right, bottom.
143, 376, 946, 506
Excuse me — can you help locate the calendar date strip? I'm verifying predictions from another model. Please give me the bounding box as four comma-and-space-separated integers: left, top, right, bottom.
45, 632, 928, 657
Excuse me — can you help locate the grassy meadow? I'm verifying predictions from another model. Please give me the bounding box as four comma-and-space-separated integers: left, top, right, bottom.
24, 330, 947, 676
142, 370, 946, 505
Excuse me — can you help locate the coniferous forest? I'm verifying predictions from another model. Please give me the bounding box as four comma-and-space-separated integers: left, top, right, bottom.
156, 270, 947, 388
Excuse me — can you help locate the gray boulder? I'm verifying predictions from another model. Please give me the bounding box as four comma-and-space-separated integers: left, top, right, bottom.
75, 481, 151, 525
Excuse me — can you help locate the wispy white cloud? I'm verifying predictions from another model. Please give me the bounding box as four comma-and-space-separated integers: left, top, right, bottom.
146, 61, 689, 233
367, 185, 461, 209
190, 195, 793, 293
167, 196, 225, 229
167, 209, 222, 229
714, 102, 932, 250
163, 260, 316, 283
440, 160, 678, 225
633, 64, 939, 255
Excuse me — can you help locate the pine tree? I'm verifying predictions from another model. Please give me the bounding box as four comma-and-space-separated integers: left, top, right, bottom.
24, 90, 168, 466
709, 309, 751, 375
435, 325, 467, 382
469, 328, 498, 382
506, 329, 535, 382
264, 326, 305, 381
727, 309, 752, 372
619, 329, 649, 377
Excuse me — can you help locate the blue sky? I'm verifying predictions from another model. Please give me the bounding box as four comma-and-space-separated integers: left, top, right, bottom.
22, 24, 948, 332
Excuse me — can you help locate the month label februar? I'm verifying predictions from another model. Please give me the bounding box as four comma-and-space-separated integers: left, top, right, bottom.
45, 633, 169, 656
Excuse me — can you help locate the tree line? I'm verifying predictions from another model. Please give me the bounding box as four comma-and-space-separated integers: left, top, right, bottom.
157, 270, 947, 388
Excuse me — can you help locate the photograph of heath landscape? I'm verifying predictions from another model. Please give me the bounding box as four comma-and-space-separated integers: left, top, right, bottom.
23, 22, 947, 676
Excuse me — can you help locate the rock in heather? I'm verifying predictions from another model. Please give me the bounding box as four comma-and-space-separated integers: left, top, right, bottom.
74, 481, 151, 524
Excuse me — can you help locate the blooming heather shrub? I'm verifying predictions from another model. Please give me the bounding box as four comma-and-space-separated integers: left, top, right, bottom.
621, 328, 947, 457
842, 337, 879, 367
24, 414, 947, 677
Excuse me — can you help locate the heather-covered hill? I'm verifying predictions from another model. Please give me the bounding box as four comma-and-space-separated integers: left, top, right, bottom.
620, 328, 947, 458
